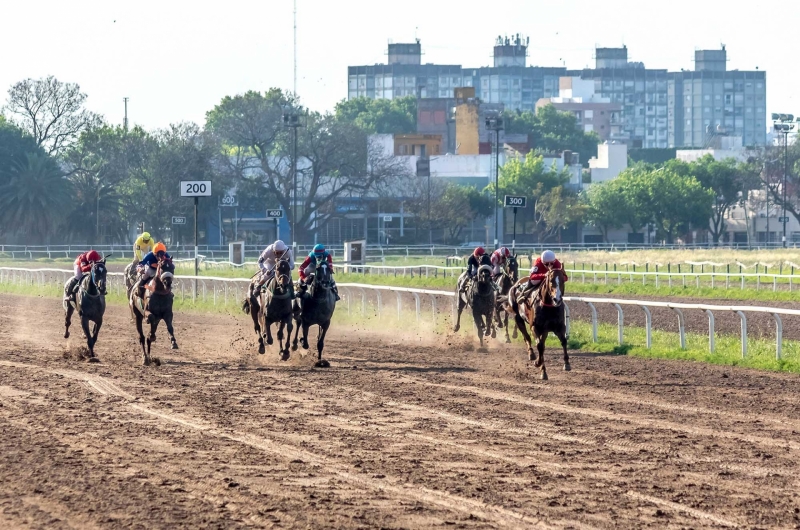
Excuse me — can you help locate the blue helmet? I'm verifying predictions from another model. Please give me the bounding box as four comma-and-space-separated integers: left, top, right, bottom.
313, 244, 326, 255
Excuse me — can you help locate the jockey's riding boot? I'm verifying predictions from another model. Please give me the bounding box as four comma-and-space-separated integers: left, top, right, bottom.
64, 278, 77, 301
332, 284, 341, 301
517, 282, 533, 305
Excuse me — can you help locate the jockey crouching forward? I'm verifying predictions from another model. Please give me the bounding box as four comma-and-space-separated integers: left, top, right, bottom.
458, 246, 491, 294
133, 232, 154, 263
490, 246, 511, 280
516, 250, 569, 304
64, 250, 101, 301
133, 242, 172, 298
248, 240, 294, 299
297, 244, 340, 301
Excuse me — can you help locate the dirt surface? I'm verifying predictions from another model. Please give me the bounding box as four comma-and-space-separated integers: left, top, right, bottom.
1, 293, 800, 529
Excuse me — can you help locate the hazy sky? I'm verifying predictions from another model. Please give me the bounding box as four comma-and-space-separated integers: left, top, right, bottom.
2, 0, 797, 131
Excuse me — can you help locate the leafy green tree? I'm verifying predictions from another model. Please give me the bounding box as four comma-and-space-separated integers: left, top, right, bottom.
583, 180, 630, 242
334, 96, 416, 134
503, 105, 600, 165
409, 182, 493, 243
641, 168, 714, 243
0, 118, 45, 187
0, 152, 70, 243
534, 186, 586, 242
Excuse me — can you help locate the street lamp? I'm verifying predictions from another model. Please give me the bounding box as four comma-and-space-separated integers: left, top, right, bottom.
771, 113, 799, 247
283, 108, 304, 250
485, 115, 504, 249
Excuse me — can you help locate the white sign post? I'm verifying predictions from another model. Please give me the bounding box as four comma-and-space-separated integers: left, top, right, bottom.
181, 181, 212, 298
504, 195, 527, 250
267, 209, 284, 242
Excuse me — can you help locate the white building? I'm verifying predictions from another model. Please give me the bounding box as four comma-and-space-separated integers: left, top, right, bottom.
588, 142, 628, 183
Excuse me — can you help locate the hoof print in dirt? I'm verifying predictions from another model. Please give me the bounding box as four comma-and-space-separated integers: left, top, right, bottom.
87, 357, 101, 364
315, 359, 331, 368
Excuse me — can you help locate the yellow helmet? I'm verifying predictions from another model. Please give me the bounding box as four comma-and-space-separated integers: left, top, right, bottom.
141, 232, 152, 242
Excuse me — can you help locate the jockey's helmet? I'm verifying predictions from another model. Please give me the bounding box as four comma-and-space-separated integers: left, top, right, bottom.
541, 250, 556, 264
499, 246, 510, 258
154, 242, 167, 256
274, 240, 287, 252
313, 244, 326, 255
86, 250, 101, 263
141, 232, 151, 242
474, 246, 486, 257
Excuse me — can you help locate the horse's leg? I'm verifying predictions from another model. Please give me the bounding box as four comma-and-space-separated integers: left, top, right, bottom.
265, 318, 274, 346
80, 315, 94, 358
281, 317, 292, 361
301, 322, 310, 350
472, 307, 485, 349
316, 321, 330, 366
165, 311, 178, 350
90, 318, 103, 360
489, 306, 496, 339
135, 314, 150, 366
291, 315, 301, 351
251, 302, 264, 354
64, 304, 74, 339
534, 329, 548, 380
277, 321, 284, 342
146, 319, 160, 363
557, 326, 570, 372
512, 319, 519, 339
514, 314, 535, 361
453, 296, 466, 332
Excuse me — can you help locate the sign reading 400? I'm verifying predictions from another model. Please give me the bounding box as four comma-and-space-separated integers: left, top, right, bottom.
180, 180, 212, 197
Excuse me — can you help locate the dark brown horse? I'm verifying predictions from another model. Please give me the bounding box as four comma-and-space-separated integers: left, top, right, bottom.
454, 264, 496, 349
63, 258, 108, 362
493, 254, 519, 343
507, 268, 569, 380
129, 260, 178, 366
243, 260, 294, 359
292, 261, 336, 368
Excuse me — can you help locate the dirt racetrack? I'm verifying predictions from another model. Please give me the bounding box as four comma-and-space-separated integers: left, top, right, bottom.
1, 294, 800, 529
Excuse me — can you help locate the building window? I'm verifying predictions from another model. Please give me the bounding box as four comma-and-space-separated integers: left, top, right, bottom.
585, 110, 594, 119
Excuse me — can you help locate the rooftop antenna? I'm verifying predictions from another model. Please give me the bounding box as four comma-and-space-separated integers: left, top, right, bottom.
293, 0, 297, 96
123, 97, 129, 130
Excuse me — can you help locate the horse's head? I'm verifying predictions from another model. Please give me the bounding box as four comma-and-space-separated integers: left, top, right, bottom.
155, 259, 174, 293
314, 261, 333, 290
477, 264, 493, 284
91, 259, 108, 295
539, 268, 565, 307
507, 254, 519, 282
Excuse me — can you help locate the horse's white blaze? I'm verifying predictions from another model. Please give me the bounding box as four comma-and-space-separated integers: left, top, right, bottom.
554, 276, 562, 302
160, 272, 174, 280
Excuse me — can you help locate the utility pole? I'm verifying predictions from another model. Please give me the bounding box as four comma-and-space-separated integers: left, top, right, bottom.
293, 0, 297, 95
485, 115, 504, 249
772, 113, 798, 247
123, 97, 129, 131
283, 109, 304, 249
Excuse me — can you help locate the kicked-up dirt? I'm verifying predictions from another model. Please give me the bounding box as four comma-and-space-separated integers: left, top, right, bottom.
0, 293, 799, 529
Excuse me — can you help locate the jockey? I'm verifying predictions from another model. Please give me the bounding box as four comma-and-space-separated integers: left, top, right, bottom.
133, 232, 154, 262
490, 246, 512, 279
517, 250, 568, 302
298, 244, 340, 301
459, 246, 491, 293
134, 242, 172, 296
248, 240, 294, 298
64, 250, 101, 301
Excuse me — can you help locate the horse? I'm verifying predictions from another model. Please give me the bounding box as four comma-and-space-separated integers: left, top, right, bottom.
63, 258, 108, 362
123, 261, 138, 294
493, 254, 519, 343
242, 260, 294, 359
453, 264, 496, 349
292, 261, 336, 368
508, 268, 569, 380
129, 259, 178, 366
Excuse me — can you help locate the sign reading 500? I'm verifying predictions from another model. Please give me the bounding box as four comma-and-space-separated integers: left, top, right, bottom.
180, 180, 212, 197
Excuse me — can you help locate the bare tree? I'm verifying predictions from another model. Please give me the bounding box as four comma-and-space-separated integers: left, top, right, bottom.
4, 76, 101, 156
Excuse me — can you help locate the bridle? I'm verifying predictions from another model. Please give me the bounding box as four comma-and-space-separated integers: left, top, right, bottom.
537, 268, 563, 308
85, 262, 107, 297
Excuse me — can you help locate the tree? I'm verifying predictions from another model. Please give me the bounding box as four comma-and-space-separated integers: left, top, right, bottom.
583, 180, 630, 242
4, 76, 101, 156
407, 182, 493, 243
207, 88, 410, 242
334, 96, 416, 134
0, 118, 45, 187
533, 186, 586, 242
0, 153, 70, 243
666, 156, 760, 243
503, 105, 600, 165
640, 168, 714, 243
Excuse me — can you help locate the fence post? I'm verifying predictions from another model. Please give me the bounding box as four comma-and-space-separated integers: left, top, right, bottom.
564, 302, 570, 337
430, 294, 437, 327
412, 292, 421, 322
642, 306, 652, 349
613, 303, 623, 345
705, 309, 715, 353
671, 307, 686, 349
395, 292, 402, 320
773, 313, 783, 360
735, 310, 747, 358
360, 288, 367, 317
375, 289, 382, 320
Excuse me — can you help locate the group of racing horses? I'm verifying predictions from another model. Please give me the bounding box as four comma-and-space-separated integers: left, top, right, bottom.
61, 255, 337, 368
454, 254, 569, 380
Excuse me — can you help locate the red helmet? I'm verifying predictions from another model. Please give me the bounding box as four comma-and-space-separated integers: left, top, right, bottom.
474, 246, 486, 257
499, 246, 511, 257
86, 250, 101, 262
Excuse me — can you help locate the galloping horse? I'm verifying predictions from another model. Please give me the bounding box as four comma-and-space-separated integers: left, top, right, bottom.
454, 264, 496, 349
494, 254, 519, 343
63, 257, 108, 362
242, 260, 294, 359
129, 259, 178, 366
292, 261, 336, 367
508, 268, 569, 380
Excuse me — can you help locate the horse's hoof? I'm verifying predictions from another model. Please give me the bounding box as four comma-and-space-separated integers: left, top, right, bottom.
541, 371, 548, 381
88, 357, 100, 364
171, 342, 178, 350
315, 359, 330, 368
564, 363, 571, 372
266, 337, 274, 346
497, 321, 504, 329
528, 351, 536, 361
281, 351, 290, 362
154, 357, 162, 366
291, 343, 298, 352
301, 341, 309, 350
490, 329, 496, 338
453, 325, 460, 332
64, 332, 70, 339
534, 358, 544, 368
512, 332, 518, 339
505, 338, 511, 344
258, 344, 265, 354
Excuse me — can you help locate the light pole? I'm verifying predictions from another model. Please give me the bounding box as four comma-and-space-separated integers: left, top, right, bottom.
485, 115, 504, 249
283, 108, 304, 250
772, 113, 799, 247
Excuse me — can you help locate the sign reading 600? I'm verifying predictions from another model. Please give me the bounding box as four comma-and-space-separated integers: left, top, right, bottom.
180, 181, 212, 197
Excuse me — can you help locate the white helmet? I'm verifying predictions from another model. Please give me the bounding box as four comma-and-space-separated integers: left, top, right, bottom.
274, 240, 287, 252
541, 250, 556, 264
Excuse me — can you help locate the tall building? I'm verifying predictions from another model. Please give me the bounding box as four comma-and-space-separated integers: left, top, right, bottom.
347, 40, 767, 148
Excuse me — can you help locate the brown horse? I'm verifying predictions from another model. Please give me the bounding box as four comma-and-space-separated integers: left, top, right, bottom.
129, 260, 178, 366
243, 260, 294, 359
507, 268, 569, 380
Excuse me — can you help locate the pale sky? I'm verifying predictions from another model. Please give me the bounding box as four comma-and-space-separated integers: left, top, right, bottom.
2, 0, 797, 131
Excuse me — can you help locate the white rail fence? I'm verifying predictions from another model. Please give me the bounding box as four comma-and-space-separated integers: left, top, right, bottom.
1, 267, 795, 360
566, 268, 800, 292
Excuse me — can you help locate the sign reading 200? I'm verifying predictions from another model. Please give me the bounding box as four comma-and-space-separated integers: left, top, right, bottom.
180, 180, 212, 197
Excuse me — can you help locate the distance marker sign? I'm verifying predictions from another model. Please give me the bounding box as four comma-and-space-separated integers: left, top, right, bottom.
180, 181, 212, 197
504, 195, 527, 208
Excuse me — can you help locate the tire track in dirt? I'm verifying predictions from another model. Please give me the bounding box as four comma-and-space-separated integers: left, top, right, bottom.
0, 361, 571, 529
625, 492, 739, 528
